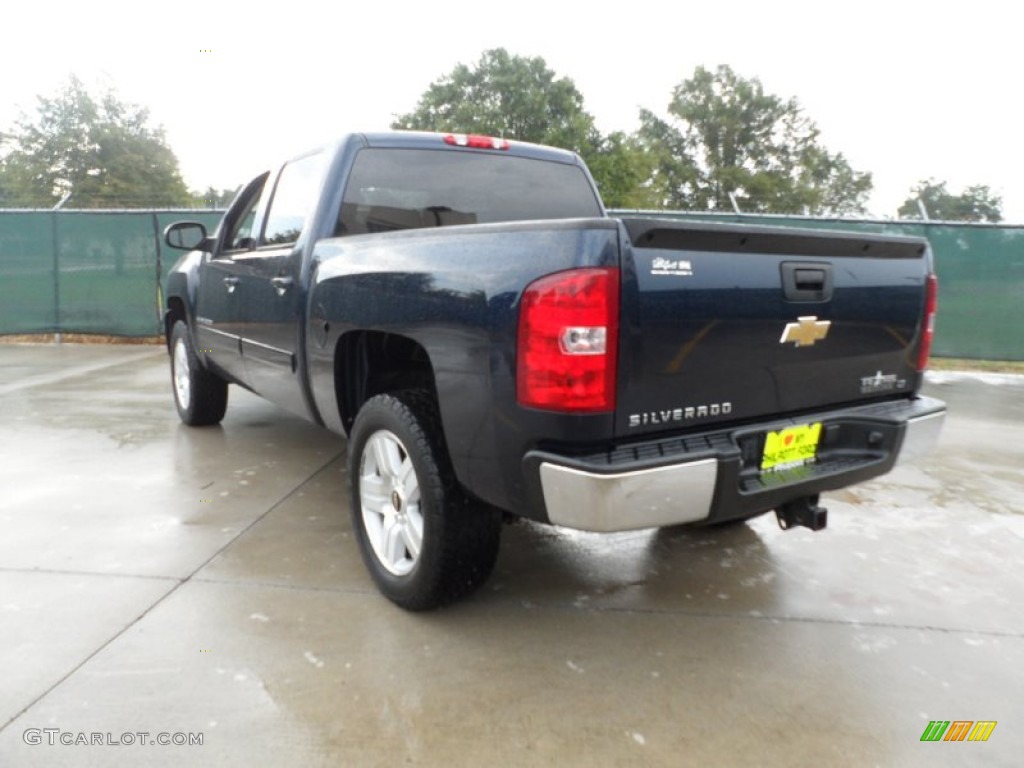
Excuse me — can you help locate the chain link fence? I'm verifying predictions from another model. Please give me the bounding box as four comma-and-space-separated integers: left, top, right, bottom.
1, 209, 1022, 359
0, 210, 224, 337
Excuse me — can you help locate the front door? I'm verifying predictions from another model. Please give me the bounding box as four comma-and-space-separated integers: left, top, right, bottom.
193, 257, 247, 383
193, 173, 269, 384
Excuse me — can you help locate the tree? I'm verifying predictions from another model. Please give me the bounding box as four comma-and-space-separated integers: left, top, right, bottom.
0, 77, 190, 208
393, 48, 597, 153
190, 185, 238, 208
391, 48, 658, 208
638, 65, 872, 214
897, 179, 1002, 222
583, 131, 665, 209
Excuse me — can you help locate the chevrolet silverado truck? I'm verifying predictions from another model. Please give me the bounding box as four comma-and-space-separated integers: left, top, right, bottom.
163, 131, 946, 610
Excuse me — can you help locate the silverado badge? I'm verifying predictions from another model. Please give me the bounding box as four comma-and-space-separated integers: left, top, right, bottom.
628, 402, 732, 428
780, 316, 831, 347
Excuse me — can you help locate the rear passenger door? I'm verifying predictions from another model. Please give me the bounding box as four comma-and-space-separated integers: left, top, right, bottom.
236, 150, 327, 415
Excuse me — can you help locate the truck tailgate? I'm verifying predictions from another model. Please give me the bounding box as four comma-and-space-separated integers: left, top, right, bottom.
616, 218, 932, 438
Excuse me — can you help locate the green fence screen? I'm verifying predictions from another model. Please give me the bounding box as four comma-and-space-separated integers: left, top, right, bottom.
0, 210, 224, 337
1, 209, 1022, 359
612, 211, 1024, 361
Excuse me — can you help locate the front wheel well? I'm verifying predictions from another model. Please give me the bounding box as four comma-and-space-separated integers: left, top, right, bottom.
335, 331, 437, 433
165, 297, 187, 351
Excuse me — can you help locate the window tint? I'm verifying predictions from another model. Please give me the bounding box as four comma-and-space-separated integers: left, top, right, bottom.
338, 149, 601, 236
263, 151, 327, 246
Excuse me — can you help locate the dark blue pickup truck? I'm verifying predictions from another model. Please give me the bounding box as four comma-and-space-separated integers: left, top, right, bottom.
163, 131, 946, 609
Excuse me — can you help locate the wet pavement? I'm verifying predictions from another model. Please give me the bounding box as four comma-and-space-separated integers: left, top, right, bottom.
0, 344, 1021, 767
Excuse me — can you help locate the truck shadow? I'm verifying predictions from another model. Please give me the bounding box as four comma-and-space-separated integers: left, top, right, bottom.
487, 516, 783, 615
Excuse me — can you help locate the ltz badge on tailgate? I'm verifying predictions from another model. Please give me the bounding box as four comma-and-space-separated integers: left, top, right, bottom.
650, 257, 693, 276
780, 316, 831, 347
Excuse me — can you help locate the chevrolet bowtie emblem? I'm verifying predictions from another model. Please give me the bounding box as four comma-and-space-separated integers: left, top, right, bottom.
780, 316, 831, 347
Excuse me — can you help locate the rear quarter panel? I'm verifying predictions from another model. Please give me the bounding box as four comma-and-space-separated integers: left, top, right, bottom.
306, 219, 621, 513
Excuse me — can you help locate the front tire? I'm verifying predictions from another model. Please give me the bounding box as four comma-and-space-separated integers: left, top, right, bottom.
170, 320, 228, 426
348, 392, 501, 610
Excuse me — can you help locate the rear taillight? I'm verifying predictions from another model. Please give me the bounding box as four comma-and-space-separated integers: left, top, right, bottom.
916, 273, 938, 371
443, 133, 510, 150
517, 268, 619, 413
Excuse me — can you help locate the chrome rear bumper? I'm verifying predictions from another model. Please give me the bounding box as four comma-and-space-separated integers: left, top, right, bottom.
534, 397, 946, 532
539, 459, 718, 532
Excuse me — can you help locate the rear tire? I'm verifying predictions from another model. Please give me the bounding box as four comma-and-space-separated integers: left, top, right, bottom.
170, 320, 228, 426
348, 391, 501, 610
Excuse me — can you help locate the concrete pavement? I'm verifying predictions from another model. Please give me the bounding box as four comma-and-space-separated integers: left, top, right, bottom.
1, 344, 1021, 766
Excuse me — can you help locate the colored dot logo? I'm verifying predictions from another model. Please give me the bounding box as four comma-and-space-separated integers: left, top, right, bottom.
200, 649, 212, 653
199, 49, 213, 53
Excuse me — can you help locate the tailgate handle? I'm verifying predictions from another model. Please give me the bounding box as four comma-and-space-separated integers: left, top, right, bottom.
781, 262, 833, 302
795, 269, 825, 290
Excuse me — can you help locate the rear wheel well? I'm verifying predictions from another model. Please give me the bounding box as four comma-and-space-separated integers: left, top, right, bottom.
335, 331, 436, 433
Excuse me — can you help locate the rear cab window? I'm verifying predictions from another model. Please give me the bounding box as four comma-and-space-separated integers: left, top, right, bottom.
337, 148, 602, 236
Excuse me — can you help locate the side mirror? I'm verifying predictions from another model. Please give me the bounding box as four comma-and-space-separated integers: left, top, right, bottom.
164, 221, 209, 251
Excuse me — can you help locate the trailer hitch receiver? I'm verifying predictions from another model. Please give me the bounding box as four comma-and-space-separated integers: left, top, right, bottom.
776, 494, 828, 531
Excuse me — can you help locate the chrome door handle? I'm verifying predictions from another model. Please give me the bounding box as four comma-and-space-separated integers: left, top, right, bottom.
223, 276, 239, 293
271, 276, 294, 296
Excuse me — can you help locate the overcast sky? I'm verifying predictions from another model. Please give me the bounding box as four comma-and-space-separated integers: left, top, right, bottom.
3, 0, 1021, 221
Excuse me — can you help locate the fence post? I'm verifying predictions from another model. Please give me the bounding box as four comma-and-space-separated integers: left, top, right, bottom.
51, 211, 61, 343
152, 213, 164, 336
